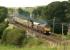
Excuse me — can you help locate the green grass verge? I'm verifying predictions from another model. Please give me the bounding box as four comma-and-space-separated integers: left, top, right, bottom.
0, 44, 70, 50
0, 44, 58, 50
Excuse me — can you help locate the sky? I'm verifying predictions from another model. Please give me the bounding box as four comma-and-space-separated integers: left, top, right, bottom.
0, 0, 68, 7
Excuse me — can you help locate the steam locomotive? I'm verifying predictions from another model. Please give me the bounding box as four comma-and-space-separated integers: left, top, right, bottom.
12, 17, 51, 34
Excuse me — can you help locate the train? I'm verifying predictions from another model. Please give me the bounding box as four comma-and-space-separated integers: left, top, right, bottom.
12, 17, 51, 34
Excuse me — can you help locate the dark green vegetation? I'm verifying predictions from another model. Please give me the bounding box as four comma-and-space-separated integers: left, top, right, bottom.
0, 7, 8, 22
0, 22, 8, 38
8, 8, 14, 15
32, 1, 70, 23
2, 28, 26, 46
18, 8, 30, 17
0, 7, 8, 38
54, 24, 68, 35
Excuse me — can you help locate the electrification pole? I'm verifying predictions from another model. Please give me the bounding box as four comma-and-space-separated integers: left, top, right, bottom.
53, 17, 55, 34
62, 23, 67, 50
62, 23, 64, 41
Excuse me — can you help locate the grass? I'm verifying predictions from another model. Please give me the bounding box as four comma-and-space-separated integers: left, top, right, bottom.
0, 40, 70, 50
0, 44, 70, 50
1, 36, 70, 50
1, 33, 70, 50
0, 44, 58, 50
0, 39, 70, 50
0, 36, 57, 50
1, 30, 70, 50
64, 35, 70, 40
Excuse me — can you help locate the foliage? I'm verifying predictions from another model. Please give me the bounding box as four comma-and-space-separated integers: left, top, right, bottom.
32, 1, 70, 23
22, 37, 43, 47
18, 8, 30, 17
2, 28, 26, 46
8, 8, 14, 15
0, 21, 8, 38
0, 7, 8, 38
0, 7, 8, 22
32, 7, 46, 19
54, 24, 68, 34
47, 1, 70, 34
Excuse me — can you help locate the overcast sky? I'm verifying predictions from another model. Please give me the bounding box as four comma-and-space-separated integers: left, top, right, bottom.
0, 0, 68, 7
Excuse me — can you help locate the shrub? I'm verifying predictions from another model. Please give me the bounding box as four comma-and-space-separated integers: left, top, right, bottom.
0, 21, 8, 38
23, 37, 43, 47
2, 28, 26, 46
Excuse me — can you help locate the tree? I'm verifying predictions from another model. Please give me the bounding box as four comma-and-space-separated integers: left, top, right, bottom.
8, 8, 14, 16
32, 7, 46, 19
32, 1, 70, 22
18, 8, 30, 17
18, 8, 24, 14
46, 1, 70, 34
0, 7, 8, 22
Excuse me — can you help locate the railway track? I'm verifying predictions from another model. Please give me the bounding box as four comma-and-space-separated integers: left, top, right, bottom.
9, 19, 63, 44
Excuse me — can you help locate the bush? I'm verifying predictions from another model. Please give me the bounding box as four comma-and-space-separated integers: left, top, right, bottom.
0, 21, 8, 38
23, 37, 43, 47
2, 28, 26, 46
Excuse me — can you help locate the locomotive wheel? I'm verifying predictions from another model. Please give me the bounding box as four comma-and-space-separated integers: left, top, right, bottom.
44, 31, 50, 35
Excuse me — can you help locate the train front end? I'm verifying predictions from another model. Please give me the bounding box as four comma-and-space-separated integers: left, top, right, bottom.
44, 25, 51, 34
